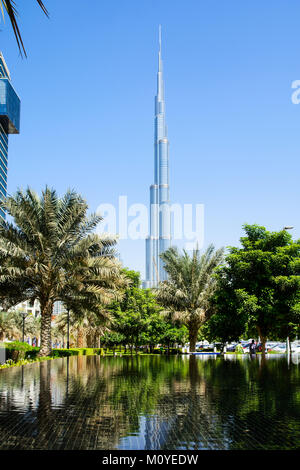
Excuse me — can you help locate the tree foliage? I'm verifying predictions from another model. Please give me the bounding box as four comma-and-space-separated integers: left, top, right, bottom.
156, 245, 224, 351
105, 269, 188, 353
207, 224, 300, 352
0, 187, 128, 356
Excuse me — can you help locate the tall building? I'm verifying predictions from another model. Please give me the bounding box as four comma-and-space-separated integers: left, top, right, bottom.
0, 52, 21, 219
52, 301, 67, 317
10, 299, 41, 318
144, 27, 171, 288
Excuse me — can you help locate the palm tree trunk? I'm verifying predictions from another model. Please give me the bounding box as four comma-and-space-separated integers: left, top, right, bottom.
39, 301, 53, 357
189, 324, 198, 353
257, 326, 267, 357
77, 327, 85, 348
86, 333, 92, 348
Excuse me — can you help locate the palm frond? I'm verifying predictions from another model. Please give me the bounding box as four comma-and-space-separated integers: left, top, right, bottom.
0, 0, 49, 57
157, 245, 224, 327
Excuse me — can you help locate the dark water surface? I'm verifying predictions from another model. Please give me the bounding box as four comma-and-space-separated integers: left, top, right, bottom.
0, 354, 299, 450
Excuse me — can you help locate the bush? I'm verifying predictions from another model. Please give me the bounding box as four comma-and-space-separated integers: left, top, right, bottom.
153, 348, 163, 354
3, 343, 106, 363
51, 348, 104, 358
4, 341, 39, 361
168, 347, 181, 354
153, 347, 181, 355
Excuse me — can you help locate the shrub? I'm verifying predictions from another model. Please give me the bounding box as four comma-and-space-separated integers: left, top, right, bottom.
153, 348, 163, 354
51, 348, 104, 358
152, 347, 181, 355
4, 341, 39, 361
2, 344, 106, 364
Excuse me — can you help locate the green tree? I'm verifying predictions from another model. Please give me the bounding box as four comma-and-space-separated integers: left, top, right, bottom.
101, 331, 125, 353
108, 269, 165, 353
0, 187, 128, 356
208, 224, 300, 354
159, 322, 188, 353
157, 245, 224, 352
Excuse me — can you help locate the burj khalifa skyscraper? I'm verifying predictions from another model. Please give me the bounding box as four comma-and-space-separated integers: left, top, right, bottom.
144, 26, 171, 288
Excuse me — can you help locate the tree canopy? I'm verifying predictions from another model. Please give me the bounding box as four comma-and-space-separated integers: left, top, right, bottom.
0, 187, 128, 356
156, 245, 224, 352
207, 224, 300, 353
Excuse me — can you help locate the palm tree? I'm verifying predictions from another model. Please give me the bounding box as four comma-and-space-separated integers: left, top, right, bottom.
0, 187, 129, 356
0, 311, 16, 341
54, 308, 111, 348
157, 245, 224, 352
0, 1, 48, 57
0, 309, 39, 342
52, 311, 75, 348
1, 309, 35, 342
76, 309, 111, 348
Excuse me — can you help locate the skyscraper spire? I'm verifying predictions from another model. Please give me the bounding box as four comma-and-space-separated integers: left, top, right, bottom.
159, 24, 162, 66
144, 26, 171, 288
157, 24, 164, 102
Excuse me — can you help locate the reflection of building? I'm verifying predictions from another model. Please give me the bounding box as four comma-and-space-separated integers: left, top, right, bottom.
144, 415, 175, 450
0, 52, 21, 219
144, 27, 171, 288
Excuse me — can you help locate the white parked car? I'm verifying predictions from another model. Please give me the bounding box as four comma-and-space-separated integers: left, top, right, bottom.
270, 343, 286, 353
291, 343, 300, 354
266, 342, 279, 349
270, 342, 300, 354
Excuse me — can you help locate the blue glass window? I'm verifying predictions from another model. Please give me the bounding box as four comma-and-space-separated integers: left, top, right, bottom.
0, 79, 20, 134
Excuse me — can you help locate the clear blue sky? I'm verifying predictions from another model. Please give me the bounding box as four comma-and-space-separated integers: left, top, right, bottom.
1, 0, 300, 277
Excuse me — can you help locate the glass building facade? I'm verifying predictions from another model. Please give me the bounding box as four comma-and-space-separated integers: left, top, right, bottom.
0, 52, 21, 219
143, 27, 171, 288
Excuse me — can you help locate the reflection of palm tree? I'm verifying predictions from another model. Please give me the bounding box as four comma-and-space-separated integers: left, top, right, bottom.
188, 355, 200, 386
1, 356, 300, 450
156, 358, 221, 450
36, 361, 53, 446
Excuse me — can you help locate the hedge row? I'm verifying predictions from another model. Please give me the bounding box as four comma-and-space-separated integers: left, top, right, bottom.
2, 342, 181, 364
2, 342, 105, 362
51, 348, 104, 357
153, 347, 182, 354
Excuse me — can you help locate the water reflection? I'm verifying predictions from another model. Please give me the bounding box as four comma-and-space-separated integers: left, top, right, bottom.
0, 355, 299, 450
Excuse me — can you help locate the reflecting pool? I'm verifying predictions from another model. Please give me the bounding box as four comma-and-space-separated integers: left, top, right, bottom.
0, 354, 299, 450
